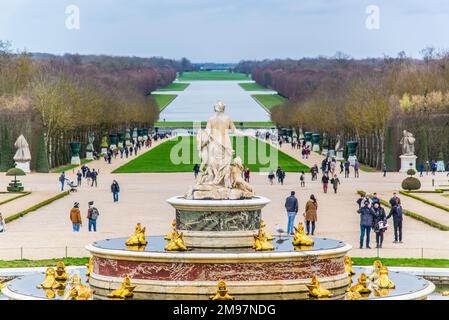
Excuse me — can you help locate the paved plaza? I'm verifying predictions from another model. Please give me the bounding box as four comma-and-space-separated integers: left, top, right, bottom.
1, 139, 448, 260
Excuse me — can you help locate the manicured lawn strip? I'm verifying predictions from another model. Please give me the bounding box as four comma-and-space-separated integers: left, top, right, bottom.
0, 192, 31, 206
0, 257, 89, 268
408, 190, 444, 193
400, 190, 449, 213
359, 164, 377, 172
252, 94, 287, 111
178, 71, 250, 81
154, 122, 274, 128
113, 137, 309, 173
239, 82, 271, 91
357, 190, 449, 231
352, 257, 449, 268
156, 83, 189, 92
52, 159, 92, 174
152, 94, 178, 111
5, 191, 70, 223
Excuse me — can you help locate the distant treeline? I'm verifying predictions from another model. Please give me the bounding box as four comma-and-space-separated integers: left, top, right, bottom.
235, 50, 449, 170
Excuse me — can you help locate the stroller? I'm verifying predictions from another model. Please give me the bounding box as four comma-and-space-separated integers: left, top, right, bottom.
66, 180, 78, 193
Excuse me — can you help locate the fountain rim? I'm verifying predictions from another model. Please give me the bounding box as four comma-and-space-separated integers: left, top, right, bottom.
166, 195, 271, 208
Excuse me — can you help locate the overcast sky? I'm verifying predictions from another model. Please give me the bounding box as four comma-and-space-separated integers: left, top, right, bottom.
1, 0, 448, 62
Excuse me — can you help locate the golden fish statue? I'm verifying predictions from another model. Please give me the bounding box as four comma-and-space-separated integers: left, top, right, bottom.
165, 219, 177, 240
374, 267, 395, 289
344, 256, 356, 276
373, 287, 390, 297
292, 222, 314, 246
55, 261, 69, 282
165, 230, 188, 251
442, 291, 449, 296
125, 223, 148, 246
64, 274, 94, 300
260, 220, 274, 241
210, 280, 235, 300
108, 275, 136, 299
369, 260, 383, 280
252, 228, 274, 251
86, 257, 93, 277
345, 291, 362, 300
349, 273, 371, 295
37, 267, 59, 289
45, 289, 56, 299
306, 276, 332, 298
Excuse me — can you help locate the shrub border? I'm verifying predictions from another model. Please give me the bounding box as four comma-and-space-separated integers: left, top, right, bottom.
356, 190, 449, 231
400, 190, 449, 213
4, 191, 70, 223
0, 192, 32, 206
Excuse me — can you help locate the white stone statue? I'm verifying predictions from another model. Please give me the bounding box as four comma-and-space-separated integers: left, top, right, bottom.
13, 135, 31, 173
400, 130, 415, 156
335, 134, 342, 151
186, 101, 254, 200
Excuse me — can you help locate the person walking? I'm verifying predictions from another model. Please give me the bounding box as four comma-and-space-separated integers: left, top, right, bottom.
244, 166, 250, 183
268, 170, 275, 185
285, 191, 299, 235
300, 171, 305, 187
321, 173, 329, 193
425, 161, 430, 175
59, 172, 66, 191
76, 170, 82, 187
125, 147, 129, 158
383, 163, 387, 177
0, 213, 6, 233
344, 160, 350, 178
387, 201, 403, 243
193, 164, 200, 179
86, 168, 92, 186
419, 163, 424, 177
354, 160, 360, 178
87, 201, 100, 232
339, 161, 344, 174
81, 165, 88, 178
330, 174, 340, 194
91, 169, 98, 187
70, 202, 82, 232
304, 195, 318, 235
372, 202, 387, 248
111, 180, 120, 203
357, 200, 374, 249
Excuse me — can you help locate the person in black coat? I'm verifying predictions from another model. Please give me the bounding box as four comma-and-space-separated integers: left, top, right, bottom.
372, 202, 387, 248
357, 200, 374, 249
387, 202, 403, 243
111, 180, 120, 203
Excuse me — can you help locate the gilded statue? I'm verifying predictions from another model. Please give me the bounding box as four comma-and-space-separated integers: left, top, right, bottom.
86, 257, 93, 277
210, 280, 235, 300
400, 130, 415, 156
442, 291, 449, 296
165, 230, 188, 251
186, 101, 254, 200
373, 287, 390, 297
349, 273, 371, 295
37, 267, 59, 289
64, 274, 94, 300
260, 219, 274, 241
165, 219, 177, 240
344, 256, 356, 276
306, 276, 332, 298
292, 222, 314, 246
125, 223, 148, 246
345, 291, 362, 300
369, 260, 383, 280
252, 228, 274, 251
55, 261, 69, 283
0, 282, 5, 290
108, 275, 136, 299
374, 267, 395, 289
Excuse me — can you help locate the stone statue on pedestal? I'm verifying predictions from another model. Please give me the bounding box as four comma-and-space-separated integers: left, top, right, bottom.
13, 135, 31, 173
186, 101, 254, 200
400, 130, 415, 156
86, 132, 95, 160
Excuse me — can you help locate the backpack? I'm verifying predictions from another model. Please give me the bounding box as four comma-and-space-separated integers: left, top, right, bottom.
90, 207, 100, 220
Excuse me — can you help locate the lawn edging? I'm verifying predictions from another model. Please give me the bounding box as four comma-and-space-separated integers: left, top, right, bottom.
400, 190, 449, 213
5, 191, 70, 223
0, 192, 31, 206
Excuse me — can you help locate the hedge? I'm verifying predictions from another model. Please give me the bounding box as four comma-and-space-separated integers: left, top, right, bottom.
399, 190, 449, 213
5, 191, 70, 223
0, 192, 31, 206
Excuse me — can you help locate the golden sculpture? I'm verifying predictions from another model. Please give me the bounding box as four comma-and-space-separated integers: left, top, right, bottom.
369, 260, 383, 280
125, 223, 148, 246
345, 291, 362, 300
108, 275, 136, 299
164, 219, 177, 240
64, 274, 94, 300
306, 276, 332, 298
165, 229, 188, 251
260, 219, 274, 241
374, 266, 395, 289
37, 267, 59, 289
373, 287, 390, 297
0, 282, 5, 290
252, 228, 274, 251
55, 261, 69, 283
349, 273, 371, 295
344, 256, 356, 276
210, 280, 235, 300
292, 222, 314, 246
44, 289, 56, 299
442, 291, 449, 296
86, 257, 93, 277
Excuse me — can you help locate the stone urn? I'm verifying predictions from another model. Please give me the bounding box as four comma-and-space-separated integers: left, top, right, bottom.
100, 136, 109, 155
346, 141, 358, 165
312, 133, 320, 152
70, 142, 81, 165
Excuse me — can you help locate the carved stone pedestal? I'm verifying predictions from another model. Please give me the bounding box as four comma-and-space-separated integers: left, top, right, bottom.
399, 155, 417, 173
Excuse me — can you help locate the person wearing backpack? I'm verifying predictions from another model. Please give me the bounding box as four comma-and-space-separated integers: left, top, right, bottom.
87, 201, 100, 232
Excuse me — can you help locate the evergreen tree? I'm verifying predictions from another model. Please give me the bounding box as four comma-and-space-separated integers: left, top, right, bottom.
0, 126, 15, 172
35, 129, 49, 173
384, 127, 397, 171
416, 127, 429, 168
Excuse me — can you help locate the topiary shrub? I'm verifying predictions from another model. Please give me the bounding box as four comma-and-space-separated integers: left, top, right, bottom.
407, 169, 416, 176
402, 177, 421, 191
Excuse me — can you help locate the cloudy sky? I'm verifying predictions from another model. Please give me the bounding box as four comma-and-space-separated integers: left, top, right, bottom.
0, 0, 448, 62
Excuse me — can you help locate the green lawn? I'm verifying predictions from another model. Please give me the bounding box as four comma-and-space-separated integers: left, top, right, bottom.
252, 94, 288, 110
156, 83, 189, 91
239, 82, 271, 91
178, 71, 251, 81
152, 94, 177, 111
154, 121, 274, 128
52, 159, 92, 173
113, 136, 309, 173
